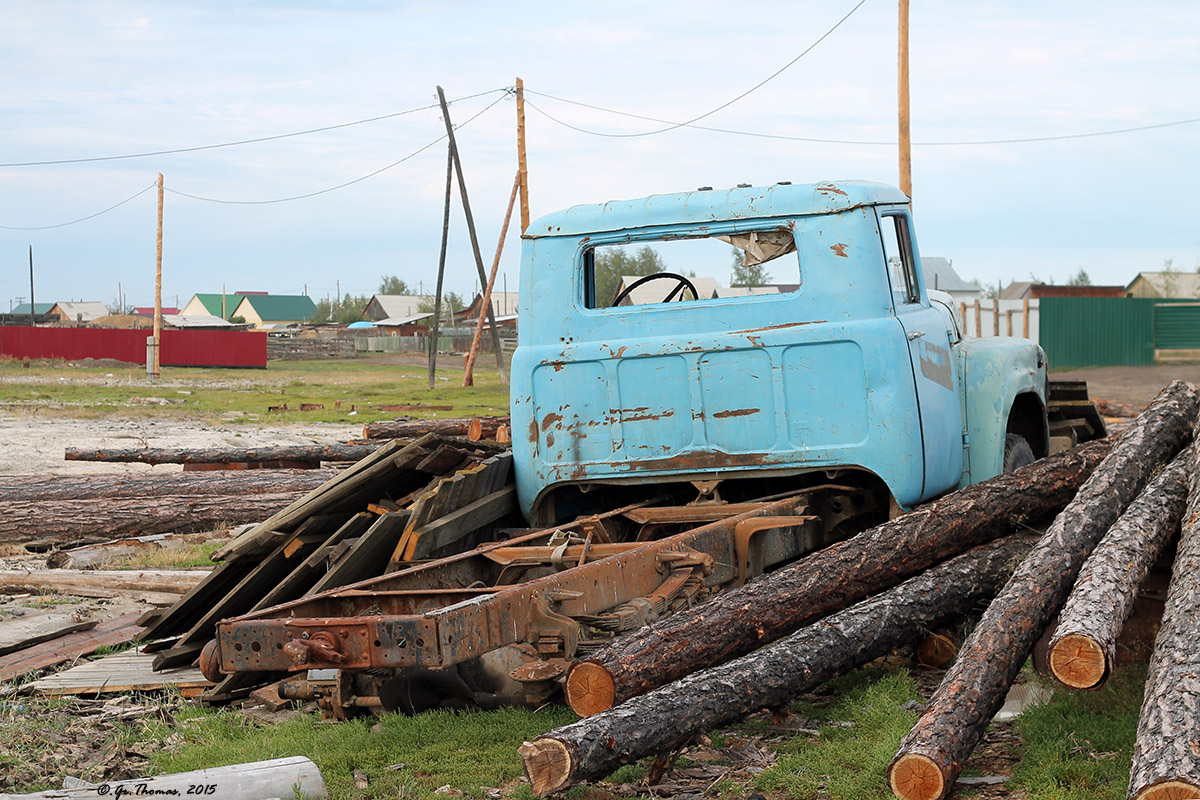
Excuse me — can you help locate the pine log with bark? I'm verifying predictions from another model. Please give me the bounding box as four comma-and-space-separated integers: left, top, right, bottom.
63, 444, 378, 465
888, 380, 1199, 800
521, 534, 1035, 796
0, 492, 307, 549
563, 437, 1112, 717
1047, 446, 1191, 689
1128, 437, 1200, 800
0, 469, 332, 503
361, 415, 508, 441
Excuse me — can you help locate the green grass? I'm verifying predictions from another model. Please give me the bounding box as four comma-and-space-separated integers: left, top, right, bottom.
149, 704, 577, 800
752, 668, 924, 800
0, 355, 510, 425
1009, 662, 1146, 800
108, 541, 226, 569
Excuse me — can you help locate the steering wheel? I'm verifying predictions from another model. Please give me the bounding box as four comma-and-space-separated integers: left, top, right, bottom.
610, 272, 700, 307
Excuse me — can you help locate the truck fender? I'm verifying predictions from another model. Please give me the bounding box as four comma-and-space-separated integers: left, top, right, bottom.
958, 337, 1049, 486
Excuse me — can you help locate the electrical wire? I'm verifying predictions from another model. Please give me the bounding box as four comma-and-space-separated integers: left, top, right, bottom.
524, 89, 1200, 146
0, 181, 157, 230
514, 1, 868, 140
0, 88, 507, 168
166, 91, 509, 205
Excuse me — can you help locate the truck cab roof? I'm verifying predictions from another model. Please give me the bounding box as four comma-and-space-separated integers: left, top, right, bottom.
525, 180, 911, 238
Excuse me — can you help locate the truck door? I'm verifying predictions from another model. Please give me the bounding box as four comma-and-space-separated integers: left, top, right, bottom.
878, 209, 964, 499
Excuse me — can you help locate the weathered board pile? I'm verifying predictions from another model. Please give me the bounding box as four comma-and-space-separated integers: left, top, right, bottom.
135, 432, 516, 703
0, 469, 335, 551
519, 381, 1200, 800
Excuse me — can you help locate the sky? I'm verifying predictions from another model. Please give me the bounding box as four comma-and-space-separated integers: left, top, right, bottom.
1, 1, 1197, 313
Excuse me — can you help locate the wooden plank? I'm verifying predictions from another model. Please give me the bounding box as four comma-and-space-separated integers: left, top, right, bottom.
398, 485, 518, 562
152, 520, 334, 668
0, 613, 97, 656
29, 651, 211, 696
135, 557, 260, 642
306, 511, 411, 594
0, 569, 207, 597
211, 438, 410, 561
0, 612, 143, 682
249, 513, 377, 612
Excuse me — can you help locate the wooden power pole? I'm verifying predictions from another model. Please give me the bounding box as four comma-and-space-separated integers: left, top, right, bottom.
435, 86, 507, 385
153, 172, 164, 381
516, 77, 530, 233
898, 0, 912, 200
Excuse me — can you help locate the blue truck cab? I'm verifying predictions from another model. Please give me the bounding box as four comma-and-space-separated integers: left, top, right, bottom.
510, 181, 1050, 527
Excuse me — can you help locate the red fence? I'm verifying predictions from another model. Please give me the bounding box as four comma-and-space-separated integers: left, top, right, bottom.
0, 326, 266, 368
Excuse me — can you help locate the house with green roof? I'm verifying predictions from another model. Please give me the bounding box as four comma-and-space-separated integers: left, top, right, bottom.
181, 293, 251, 320
11, 302, 56, 316
231, 294, 318, 329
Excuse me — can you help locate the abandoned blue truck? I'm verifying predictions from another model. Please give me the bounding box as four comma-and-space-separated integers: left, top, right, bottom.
203, 180, 1104, 717
511, 180, 1094, 527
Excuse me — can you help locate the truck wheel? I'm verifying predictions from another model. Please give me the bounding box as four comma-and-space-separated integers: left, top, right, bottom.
1003, 434, 1035, 472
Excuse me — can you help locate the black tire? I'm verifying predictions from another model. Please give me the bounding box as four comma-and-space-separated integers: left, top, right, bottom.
1003, 433, 1036, 473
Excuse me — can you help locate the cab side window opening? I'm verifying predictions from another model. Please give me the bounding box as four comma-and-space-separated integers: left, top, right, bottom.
582, 229, 801, 309
879, 213, 920, 305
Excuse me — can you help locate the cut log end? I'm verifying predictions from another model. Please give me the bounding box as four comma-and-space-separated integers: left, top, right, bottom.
915, 632, 957, 668
889, 753, 946, 800
1048, 633, 1106, 689
564, 661, 616, 717
519, 737, 572, 797
1136, 780, 1200, 800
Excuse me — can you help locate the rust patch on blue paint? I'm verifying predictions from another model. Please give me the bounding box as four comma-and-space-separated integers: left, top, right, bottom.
713, 408, 760, 418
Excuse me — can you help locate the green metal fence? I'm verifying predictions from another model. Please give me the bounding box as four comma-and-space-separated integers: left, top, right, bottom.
1153, 303, 1200, 350
1039, 297, 1200, 368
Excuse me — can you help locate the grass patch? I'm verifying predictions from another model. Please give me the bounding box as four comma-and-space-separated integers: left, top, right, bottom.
108, 541, 226, 570
753, 668, 923, 800
1009, 662, 1146, 800
149, 703, 577, 800
0, 355, 509, 425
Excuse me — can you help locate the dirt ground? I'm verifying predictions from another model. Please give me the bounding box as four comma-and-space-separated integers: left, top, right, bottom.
1052, 363, 1200, 407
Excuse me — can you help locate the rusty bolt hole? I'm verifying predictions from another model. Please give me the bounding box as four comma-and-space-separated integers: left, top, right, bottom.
251, 641, 261, 652
234, 643, 242, 652
373, 640, 382, 648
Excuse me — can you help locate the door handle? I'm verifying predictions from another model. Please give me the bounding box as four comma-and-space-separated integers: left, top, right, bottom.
907, 330, 926, 340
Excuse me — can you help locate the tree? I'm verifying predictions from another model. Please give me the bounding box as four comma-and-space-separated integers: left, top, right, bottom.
1067, 268, 1092, 287
729, 247, 772, 288
378, 275, 408, 295
309, 293, 371, 325
593, 245, 668, 307
417, 292, 466, 318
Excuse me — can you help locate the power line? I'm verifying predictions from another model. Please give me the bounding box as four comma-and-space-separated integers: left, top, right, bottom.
526, 1, 868, 140
166, 92, 509, 205
525, 90, 1200, 146
0, 182, 157, 230
0, 88, 507, 168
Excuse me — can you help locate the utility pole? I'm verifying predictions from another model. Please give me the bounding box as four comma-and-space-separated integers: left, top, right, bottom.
28, 246, 35, 326
898, 0, 912, 200
435, 85, 507, 384
428, 147, 454, 390
152, 172, 164, 381
516, 77, 530, 233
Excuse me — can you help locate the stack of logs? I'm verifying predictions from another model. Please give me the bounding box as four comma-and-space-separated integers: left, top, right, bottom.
519, 381, 1200, 800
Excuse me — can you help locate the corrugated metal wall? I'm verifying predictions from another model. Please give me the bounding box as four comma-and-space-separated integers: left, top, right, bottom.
1039, 298, 1156, 368
1153, 303, 1200, 349
0, 326, 266, 367
1039, 297, 1200, 368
